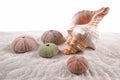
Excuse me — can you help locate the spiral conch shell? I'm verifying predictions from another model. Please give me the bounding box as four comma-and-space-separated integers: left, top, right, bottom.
64, 7, 110, 54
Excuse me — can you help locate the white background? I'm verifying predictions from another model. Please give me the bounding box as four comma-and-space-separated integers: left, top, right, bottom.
0, 0, 120, 32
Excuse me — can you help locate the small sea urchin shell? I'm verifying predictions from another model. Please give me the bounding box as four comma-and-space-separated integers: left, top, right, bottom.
12, 36, 37, 53
41, 30, 64, 45
67, 55, 89, 74
38, 43, 59, 58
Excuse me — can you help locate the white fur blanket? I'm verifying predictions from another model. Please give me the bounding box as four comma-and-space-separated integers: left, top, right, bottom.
0, 31, 120, 80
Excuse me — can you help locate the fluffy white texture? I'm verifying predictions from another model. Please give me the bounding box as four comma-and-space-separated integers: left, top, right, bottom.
0, 31, 120, 80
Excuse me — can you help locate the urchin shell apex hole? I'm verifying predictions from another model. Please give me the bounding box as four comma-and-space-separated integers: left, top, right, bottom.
50, 30, 53, 32
46, 44, 50, 46
22, 36, 25, 38
76, 59, 80, 62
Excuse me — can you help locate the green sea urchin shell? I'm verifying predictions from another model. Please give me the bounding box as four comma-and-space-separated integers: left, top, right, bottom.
38, 43, 59, 58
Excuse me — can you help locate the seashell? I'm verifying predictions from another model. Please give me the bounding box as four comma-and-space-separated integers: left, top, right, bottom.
41, 30, 65, 45
67, 55, 89, 74
38, 43, 59, 58
12, 36, 37, 53
64, 7, 110, 54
